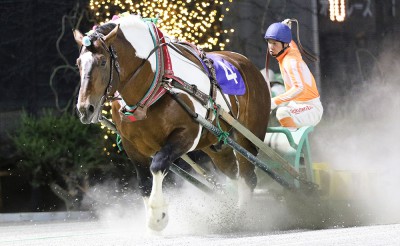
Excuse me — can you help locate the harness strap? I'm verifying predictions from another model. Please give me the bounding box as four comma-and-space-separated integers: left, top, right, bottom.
156, 28, 173, 76
168, 78, 210, 106
118, 18, 235, 124
170, 41, 221, 122
96, 37, 121, 103
202, 55, 219, 121
122, 22, 170, 121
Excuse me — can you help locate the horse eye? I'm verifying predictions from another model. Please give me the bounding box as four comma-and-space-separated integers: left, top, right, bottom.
100, 59, 107, 67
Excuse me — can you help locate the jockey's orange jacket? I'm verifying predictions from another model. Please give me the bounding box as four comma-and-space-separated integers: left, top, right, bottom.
273, 41, 320, 105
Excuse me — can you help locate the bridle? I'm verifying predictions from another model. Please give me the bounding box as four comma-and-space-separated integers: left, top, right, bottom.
78, 33, 122, 120
88, 33, 121, 104
79, 29, 167, 110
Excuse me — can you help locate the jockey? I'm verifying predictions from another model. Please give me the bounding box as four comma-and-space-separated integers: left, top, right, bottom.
265, 19, 323, 130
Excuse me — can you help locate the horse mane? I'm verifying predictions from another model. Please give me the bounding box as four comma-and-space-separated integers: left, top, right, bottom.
94, 14, 143, 37
87, 14, 142, 43
95, 23, 117, 36
83, 23, 117, 52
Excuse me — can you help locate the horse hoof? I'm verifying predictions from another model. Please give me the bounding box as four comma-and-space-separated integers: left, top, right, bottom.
147, 207, 169, 231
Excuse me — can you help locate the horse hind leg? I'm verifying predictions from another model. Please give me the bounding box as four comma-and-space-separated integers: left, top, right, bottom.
234, 135, 258, 207
204, 137, 257, 208
203, 146, 250, 206
203, 146, 238, 183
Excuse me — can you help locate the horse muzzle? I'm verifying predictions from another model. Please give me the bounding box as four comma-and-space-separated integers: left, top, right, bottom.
77, 103, 102, 124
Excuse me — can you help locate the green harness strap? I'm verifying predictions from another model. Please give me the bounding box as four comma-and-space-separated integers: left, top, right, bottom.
210, 98, 229, 144
116, 134, 123, 151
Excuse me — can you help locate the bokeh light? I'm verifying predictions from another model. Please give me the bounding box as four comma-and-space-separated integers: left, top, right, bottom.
89, 1, 233, 155
89, 0, 233, 50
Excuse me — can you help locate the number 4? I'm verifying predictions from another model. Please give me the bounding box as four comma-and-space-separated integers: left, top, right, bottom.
217, 61, 238, 84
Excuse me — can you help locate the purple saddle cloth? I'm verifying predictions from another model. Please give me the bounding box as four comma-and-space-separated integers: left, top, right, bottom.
207, 54, 246, 95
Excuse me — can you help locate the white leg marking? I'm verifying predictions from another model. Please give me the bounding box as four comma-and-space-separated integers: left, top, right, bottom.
233, 151, 252, 208
237, 176, 252, 208
146, 171, 169, 232
142, 196, 149, 210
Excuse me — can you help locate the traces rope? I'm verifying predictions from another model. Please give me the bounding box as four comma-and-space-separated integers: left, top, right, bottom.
210, 98, 229, 144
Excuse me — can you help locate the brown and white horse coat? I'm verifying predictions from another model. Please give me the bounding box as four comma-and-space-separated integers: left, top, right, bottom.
74, 14, 270, 232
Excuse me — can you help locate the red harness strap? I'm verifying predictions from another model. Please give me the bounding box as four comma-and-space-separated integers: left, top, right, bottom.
156, 28, 173, 76
122, 25, 173, 122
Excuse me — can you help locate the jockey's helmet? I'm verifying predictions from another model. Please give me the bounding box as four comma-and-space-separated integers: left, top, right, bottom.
264, 23, 292, 44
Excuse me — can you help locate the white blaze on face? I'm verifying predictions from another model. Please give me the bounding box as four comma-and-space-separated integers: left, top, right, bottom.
80, 52, 95, 85
78, 51, 95, 104
112, 15, 157, 72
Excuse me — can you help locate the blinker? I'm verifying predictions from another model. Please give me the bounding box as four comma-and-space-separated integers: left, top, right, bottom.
82, 36, 91, 47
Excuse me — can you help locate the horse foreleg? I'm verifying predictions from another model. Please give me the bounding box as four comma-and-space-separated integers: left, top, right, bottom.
146, 170, 168, 232
119, 145, 156, 231
133, 163, 168, 233
146, 130, 194, 232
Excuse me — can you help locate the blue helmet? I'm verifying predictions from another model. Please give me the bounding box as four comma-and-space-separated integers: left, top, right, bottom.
264, 23, 292, 43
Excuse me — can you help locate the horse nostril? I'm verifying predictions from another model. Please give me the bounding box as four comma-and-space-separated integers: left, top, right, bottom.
88, 105, 95, 113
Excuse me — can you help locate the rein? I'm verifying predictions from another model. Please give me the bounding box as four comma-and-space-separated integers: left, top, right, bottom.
290, 19, 318, 62
79, 31, 121, 102
98, 37, 121, 102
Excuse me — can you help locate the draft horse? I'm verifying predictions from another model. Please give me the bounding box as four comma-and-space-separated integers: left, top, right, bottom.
73, 14, 270, 232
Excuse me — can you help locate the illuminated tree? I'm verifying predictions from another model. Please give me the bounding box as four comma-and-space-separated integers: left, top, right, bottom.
89, 0, 234, 50
86, 0, 235, 157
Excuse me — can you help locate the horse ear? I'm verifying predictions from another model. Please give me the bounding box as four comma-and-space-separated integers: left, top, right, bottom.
104, 24, 120, 46
73, 29, 84, 47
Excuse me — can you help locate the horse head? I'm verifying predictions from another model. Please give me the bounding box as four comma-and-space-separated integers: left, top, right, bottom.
73, 24, 119, 124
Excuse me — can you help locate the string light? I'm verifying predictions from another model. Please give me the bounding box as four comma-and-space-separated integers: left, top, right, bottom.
89, 1, 234, 155
329, 0, 346, 22
89, 0, 232, 50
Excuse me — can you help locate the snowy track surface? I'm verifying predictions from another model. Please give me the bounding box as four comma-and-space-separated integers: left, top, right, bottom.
0, 219, 399, 246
